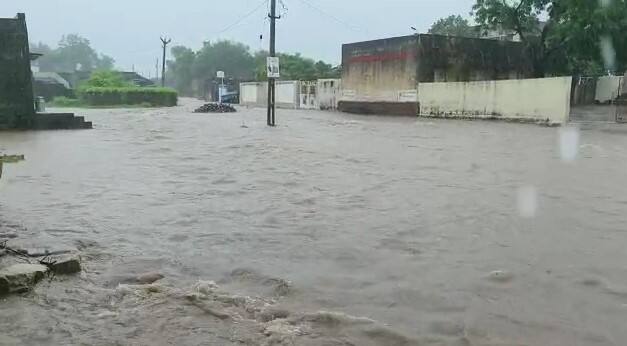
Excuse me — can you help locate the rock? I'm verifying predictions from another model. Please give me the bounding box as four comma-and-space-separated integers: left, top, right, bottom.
135, 272, 164, 285
0, 263, 49, 295
49, 254, 81, 275
193, 103, 237, 113
0, 249, 6, 257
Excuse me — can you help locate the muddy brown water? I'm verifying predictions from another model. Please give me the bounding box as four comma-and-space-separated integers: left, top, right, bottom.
1, 99, 627, 345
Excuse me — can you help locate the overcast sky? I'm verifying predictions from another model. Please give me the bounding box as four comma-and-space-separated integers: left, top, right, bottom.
4, 0, 475, 76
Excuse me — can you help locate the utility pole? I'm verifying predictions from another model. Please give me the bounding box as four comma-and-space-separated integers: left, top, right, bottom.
267, 0, 279, 127
155, 58, 160, 82
160, 37, 171, 87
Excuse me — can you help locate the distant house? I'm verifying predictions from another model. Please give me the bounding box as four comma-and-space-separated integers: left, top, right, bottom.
0, 13, 90, 129
33, 72, 74, 101
475, 22, 547, 42
119, 72, 155, 87
0, 13, 35, 128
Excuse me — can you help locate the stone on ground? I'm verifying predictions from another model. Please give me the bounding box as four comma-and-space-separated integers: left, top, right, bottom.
49, 254, 81, 275
0, 263, 49, 295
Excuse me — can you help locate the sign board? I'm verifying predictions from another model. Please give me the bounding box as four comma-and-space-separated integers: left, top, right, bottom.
267, 57, 280, 78
216, 71, 225, 79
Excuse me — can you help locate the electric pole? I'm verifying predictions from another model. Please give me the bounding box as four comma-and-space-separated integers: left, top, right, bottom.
160, 37, 171, 87
155, 58, 160, 82
267, 0, 279, 127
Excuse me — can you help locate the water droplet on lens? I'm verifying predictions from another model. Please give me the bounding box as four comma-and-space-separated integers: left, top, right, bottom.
517, 185, 537, 218
559, 126, 580, 162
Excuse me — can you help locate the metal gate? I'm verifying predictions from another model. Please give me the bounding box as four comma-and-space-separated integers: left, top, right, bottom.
617, 98, 627, 123
299, 81, 317, 109
617, 74, 627, 122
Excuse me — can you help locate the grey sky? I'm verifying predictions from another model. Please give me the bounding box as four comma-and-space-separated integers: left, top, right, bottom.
4, 0, 475, 76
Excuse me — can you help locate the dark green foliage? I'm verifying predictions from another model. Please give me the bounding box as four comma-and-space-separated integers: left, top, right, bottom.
253, 51, 341, 81
167, 41, 255, 97
193, 41, 256, 80
472, 0, 627, 76
78, 87, 178, 107
81, 70, 133, 88
428, 15, 479, 38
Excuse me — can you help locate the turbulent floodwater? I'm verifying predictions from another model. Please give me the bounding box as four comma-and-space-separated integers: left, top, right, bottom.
2, 99, 627, 345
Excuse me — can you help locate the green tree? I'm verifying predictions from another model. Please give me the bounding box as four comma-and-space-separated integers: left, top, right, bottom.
549, 0, 627, 74
472, 0, 550, 76
428, 15, 478, 37
192, 40, 256, 81
254, 51, 341, 81
167, 46, 196, 96
472, 0, 627, 76
34, 34, 114, 72
95, 55, 115, 71
167, 41, 340, 95
81, 70, 132, 88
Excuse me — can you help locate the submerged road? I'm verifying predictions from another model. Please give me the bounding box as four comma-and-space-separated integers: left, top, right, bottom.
1, 99, 627, 345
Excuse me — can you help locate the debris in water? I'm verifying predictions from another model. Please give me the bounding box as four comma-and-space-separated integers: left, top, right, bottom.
193, 280, 219, 295
194, 103, 237, 113
185, 294, 231, 320
487, 270, 514, 283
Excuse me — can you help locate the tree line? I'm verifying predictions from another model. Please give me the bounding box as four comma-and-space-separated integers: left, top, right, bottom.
428, 0, 627, 76
167, 40, 341, 96
30, 34, 114, 72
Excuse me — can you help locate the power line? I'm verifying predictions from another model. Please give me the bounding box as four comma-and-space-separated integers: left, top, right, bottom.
214, 0, 269, 35
293, 0, 368, 34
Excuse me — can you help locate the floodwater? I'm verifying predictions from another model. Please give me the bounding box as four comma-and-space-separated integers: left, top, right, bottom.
1, 99, 627, 345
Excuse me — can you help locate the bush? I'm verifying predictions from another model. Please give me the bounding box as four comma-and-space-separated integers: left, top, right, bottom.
50, 96, 84, 107
77, 87, 178, 107
82, 70, 134, 88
